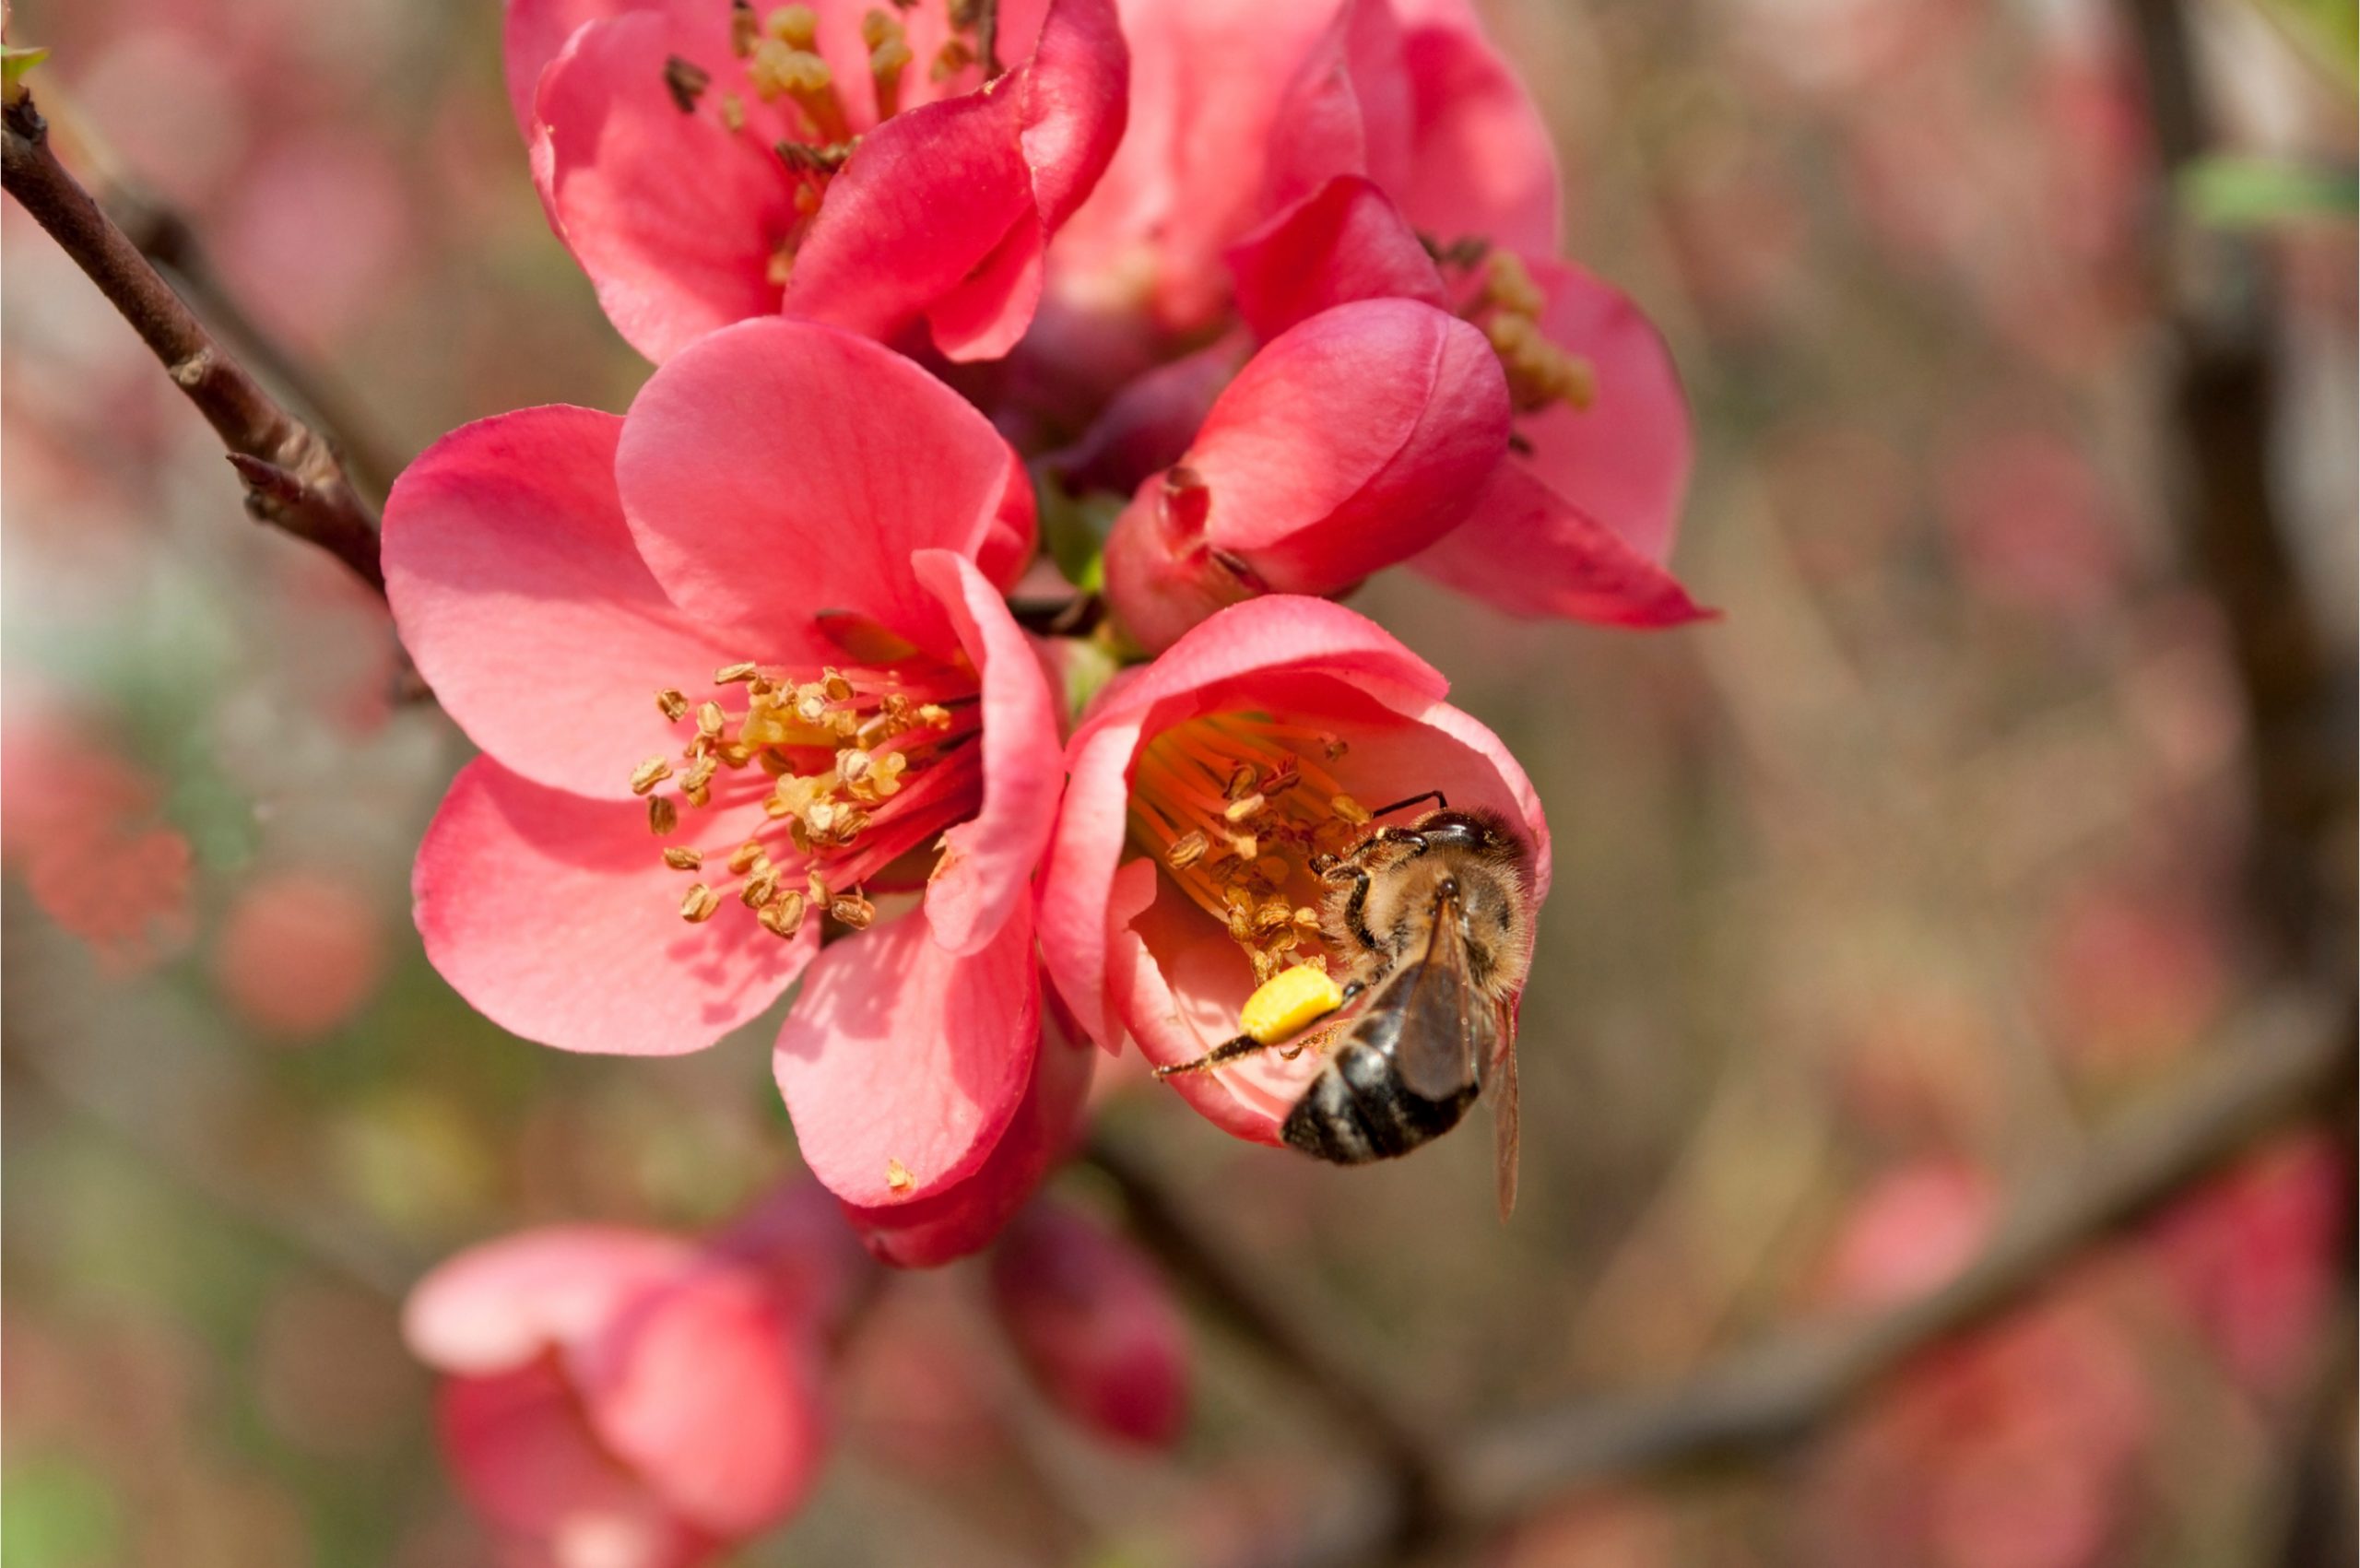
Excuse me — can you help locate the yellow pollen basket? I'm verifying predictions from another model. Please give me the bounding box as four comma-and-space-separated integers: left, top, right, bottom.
1240, 963, 1345, 1046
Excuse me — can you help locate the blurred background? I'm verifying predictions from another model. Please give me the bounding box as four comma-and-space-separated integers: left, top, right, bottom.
3, 0, 2354, 1563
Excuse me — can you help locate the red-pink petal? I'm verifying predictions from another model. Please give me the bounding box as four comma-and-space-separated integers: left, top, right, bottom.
838, 997, 1096, 1267
1012, 0, 1131, 231
439, 1361, 670, 1538
503, 0, 679, 139
615, 319, 1026, 657
572, 1264, 827, 1534
773, 900, 1040, 1207
988, 1201, 1191, 1447
913, 551, 1061, 957
415, 759, 815, 1056
1041, 597, 1447, 1052
1414, 464, 1712, 626
1188, 299, 1509, 593
535, 11, 794, 362
1513, 255, 1693, 564
384, 406, 753, 799
405, 1226, 696, 1376
1227, 175, 1446, 341
1390, 0, 1560, 253
1262, 0, 1415, 219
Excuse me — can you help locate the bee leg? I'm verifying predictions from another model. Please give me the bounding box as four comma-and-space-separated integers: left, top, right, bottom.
1152, 1032, 1272, 1079
1328, 864, 1386, 957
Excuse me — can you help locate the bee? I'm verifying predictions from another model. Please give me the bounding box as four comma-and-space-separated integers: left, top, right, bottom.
1156, 795, 1536, 1219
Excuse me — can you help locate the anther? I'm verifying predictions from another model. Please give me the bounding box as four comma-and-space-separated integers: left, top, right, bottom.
931, 38, 974, 80
1482, 250, 1547, 317
1223, 793, 1265, 824
727, 839, 769, 876
697, 701, 727, 739
631, 757, 674, 796
916, 703, 952, 729
715, 662, 761, 684
829, 890, 877, 929
680, 883, 722, 923
1167, 830, 1210, 870
885, 1157, 914, 1193
720, 93, 747, 131
731, 0, 761, 55
765, 4, 819, 46
648, 796, 680, 835
1331, 794, 1371, 825
657, 689, 690, 721
759, 890, 808, 939
662, 847, 704, 871
741, 870, 780, 908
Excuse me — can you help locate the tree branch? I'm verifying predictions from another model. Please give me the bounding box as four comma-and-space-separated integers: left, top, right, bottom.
1083, 1135, 1448, 1555
1247, 996, 2352, 1568
2, 89, 386, 595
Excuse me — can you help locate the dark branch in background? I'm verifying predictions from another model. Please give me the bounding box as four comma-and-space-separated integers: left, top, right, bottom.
2, 89, 387, 595
2122, 0, 2355, 967
1083, 1135, 1447, 1554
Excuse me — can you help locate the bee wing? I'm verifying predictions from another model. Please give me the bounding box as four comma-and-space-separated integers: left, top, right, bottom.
1375, 880, 1496, 1104
1492, 996, 1520, 1222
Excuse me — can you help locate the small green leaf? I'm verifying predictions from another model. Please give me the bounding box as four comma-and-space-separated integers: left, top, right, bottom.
2179, 155, 2358, 229
1033, 466, 1124, 594
1, 44, 48, 92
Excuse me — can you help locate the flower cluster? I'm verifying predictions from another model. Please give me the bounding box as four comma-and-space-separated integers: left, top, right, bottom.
395, 0, 1706, 1548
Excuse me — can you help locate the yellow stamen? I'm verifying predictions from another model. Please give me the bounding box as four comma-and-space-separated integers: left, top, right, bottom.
680, 884, 722, 923
765, 4, 819, 47
648, 796, 679, 835
885, 1157, 914, 1193
662, 847, 703, 871
631, 757, 674, 796
656, 689, 690, 721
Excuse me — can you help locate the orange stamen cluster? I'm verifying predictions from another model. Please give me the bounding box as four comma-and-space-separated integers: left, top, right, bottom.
1436, 245, 1599, 416
1126, 713, 1364, 984
637, 657, 980, 938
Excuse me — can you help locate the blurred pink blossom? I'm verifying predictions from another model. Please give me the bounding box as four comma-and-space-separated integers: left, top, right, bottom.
987, 1198, 1190, 1446
211, 867, 388, 1041
404, 1186, 868, 1567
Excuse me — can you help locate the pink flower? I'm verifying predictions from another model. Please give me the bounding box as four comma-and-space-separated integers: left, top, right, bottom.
402, 1185, 869, 1567
987, 1199, 1191, 1447
506, 0, 1128, 362
1042, 0, 1703, 643
1098, 298, 1510, 654
385, 318, 1062, 1227
1037, 595, 1548, 1144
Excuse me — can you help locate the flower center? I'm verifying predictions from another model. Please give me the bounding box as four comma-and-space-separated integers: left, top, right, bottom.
662, 2, 997, 285
1124, 713, 1372, 984
635, 655, 984, 938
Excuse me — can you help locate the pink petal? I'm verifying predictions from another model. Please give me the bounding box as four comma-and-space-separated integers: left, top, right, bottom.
438, 1362, 669, 1538
1262, 0, 1415, 219
415, 759, 815, 1056
572, 1265, 827, 1534
535, 11, 796, 362
838, 997, 1096, 1267
1009, 0, 1130, 230
1050, 0, 1335, 332
1189, 300, 1510, 593
1391, 0, 1560, 253
405, 1226, 696, 1376
1227, 175, 1446, 341
502, 0, 677, 139
1513, 255, 1693, 564
615, 319, 1025, 657
912, 552, 1061, 956
1040, 597, 1447, 1052
773, 900, 1040, 1206
384, 406, 753, 799
988, 1201, 1191, 1447
1413, 464, 1712, 626
781, 91, 1032, 360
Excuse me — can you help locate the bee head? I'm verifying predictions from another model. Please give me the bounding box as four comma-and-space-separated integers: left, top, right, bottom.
1411, 808, 1528, 867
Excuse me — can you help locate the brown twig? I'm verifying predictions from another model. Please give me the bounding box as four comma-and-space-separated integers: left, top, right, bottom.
1082, 1135, 1448, 1555
2, 89, 386, 595
1244, 997, 2352, 1568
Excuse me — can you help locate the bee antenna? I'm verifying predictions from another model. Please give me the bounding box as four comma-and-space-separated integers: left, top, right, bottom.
1368, 790, 1447, 821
